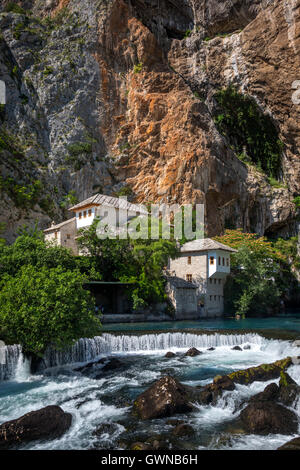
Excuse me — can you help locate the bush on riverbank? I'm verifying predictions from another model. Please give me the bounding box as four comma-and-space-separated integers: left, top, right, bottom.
0, 265, 101, 356
214, 230, 300, 317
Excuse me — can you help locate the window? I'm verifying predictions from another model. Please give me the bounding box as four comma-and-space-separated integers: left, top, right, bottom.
210, 295, 212, 301
210, 279, 212, 284
218, 257, 221, 265
219, 279, 221, 285
226, 258, 229, 266
88, 209, 92, 217
214, 295, 217, 301
79, 212, 82, 219
214, 279, 217, 284
187, 256, 191, 265
222, 257, 225, 266
83, 210, 87, 218
54, 231, 58, 239
67, 234, 70, 240
186, 274, 193, 282
210, 257, 214, 265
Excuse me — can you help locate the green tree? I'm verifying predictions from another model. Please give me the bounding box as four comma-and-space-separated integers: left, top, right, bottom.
0, 265, 101, 356
226, 244, 281, 317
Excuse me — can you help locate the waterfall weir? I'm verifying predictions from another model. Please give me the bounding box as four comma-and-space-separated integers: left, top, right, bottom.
0, 332, 264, 380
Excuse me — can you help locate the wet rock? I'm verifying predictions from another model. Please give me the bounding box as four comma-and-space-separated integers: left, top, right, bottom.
207, 347, 215, 351
250, 383, 279, 402
231, 346, 243, 351
132, 376, 195, 420
184, 347, 202, 357
165, 351, 176, 358
228, 357, 292, 385
243, 345, 251, 350
278, 371, 300, 406
172, 423, 194, 437
277, 436, 300, 450
101, 358, 123, 372
0, 406, 72, 449
292, 340, 300, 347
93, 422, 120, 437
198, 374, 235, 405
240, 402, 298, 435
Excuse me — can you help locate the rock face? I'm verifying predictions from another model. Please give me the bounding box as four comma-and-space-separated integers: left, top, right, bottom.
132, 376, 195, 420
0, 0, 299, 241
240, 401, 298, 435
0, 405, 72, 449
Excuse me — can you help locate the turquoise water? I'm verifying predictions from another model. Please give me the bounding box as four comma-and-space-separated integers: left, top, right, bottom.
102, 312, 300, 333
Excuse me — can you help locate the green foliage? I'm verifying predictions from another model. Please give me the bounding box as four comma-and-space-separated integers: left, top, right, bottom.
0, 265, 100, 356
184, 29, 192, 38
60, 190, 79, 209
293, 196, 300, 208
215, 229, 300, 316
4, 2, 26, 14
0, 176, 43, 208
114, 186, 134, 198
77, 219, 179, 309
43, 65, 54, 77
133, 62, 143, 74
214, 85, 283, 179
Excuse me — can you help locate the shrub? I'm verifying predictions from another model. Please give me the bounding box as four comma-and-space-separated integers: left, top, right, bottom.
0, 265, 101, 356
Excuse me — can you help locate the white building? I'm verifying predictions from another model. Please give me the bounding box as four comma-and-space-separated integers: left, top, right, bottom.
44, 193, 148, 253
167, 238, 237, 318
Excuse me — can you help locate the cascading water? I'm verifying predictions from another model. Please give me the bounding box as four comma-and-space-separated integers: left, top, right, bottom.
0, 331, 296, 380
40, 332, 264, 370
0, 344, 22, 381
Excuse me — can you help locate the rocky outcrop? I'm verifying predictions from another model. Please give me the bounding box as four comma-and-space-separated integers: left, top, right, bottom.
0, 405, 72, 448
0, 0, 299, 240
240, 401, 298, 435
132, 375, 195, 420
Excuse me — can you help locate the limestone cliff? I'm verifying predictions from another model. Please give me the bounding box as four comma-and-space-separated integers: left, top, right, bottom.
0, 0, 299, 241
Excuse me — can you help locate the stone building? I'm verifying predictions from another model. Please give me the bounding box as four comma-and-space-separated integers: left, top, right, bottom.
166, 277, 198, 320
167, 238, 237, 318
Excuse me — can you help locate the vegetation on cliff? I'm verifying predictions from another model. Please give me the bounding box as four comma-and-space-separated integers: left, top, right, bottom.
214, 86, 283, 180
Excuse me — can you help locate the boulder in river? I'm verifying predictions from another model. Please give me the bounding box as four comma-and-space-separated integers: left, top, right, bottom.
250, 383, 279, 403
165, 351, 176, 358
277, 436, 300, 450
198, 375, 235, 405
240, 401, 298, 435
0, 405, 72, 449
207, 347, 215, 351
184, 347, 202, 357
132, 376, 195, 420
278, 371, 300, 406
231, 346, 243, 351
172, 423, 194, 437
